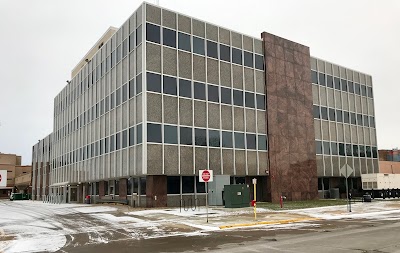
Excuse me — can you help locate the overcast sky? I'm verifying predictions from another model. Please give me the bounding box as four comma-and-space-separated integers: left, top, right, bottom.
0, 0, 399, 165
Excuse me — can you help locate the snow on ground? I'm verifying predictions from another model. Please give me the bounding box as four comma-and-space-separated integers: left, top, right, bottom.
73, 206, 117, 214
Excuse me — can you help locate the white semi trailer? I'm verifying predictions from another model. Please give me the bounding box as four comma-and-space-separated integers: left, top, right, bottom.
361, 173, 400, 198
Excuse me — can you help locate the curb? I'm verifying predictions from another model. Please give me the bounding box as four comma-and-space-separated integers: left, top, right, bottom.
219, 218, 321, 229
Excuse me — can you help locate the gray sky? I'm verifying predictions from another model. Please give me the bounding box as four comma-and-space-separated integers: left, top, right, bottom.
0, 0, 399, 165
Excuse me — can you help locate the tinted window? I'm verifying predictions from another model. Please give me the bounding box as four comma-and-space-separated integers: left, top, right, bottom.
232, 48, 242, 65
233, 90, 243, 106
129, 32, 135, 52
245, 92, 255, 108
129, 127, 135, 146
147, 72, 161, 92
147, 123, 162, 143
179, 79, 191, 98
129, 79, 135, 98
243, 51, 253, 68
193, 37, 205, 55
137, 124, 142, 144
353, 145, 359, 157
323, 141, 330, 155
313, 105, 320, 119
122, 130, 128, 148
354, 83, 361, 95
359, 145, 366, 157
326, 75, 334, 88
334, 77, 341, 90
366, 146, 372, 158
234, 132, 245, 149
208, 85, 219, 102
194, 82, 206, 100
178, 32, 191, 52
346, 144, 352, 156
363, 115, 369, 127
164, 125, 178, 144
351, 113, 357, 125
136, 73, 142, 94
311, 71, 318, 84
319, 73, 326, 86
341, 79, 348, 92
367, 87, 373, 98
258, 135, 267, 150
369, 116, 375, 128
372, 146, 377, 158
163, 76, 177, 95
105, 96, 109, 113
167, 176, 180, 194
222, 131, 233, 148
221, 87, 231, 104
146, 23, 160, 43
336, 110, 343, 122
110, 92, 115, 110
110, 135, 115, 152
339, 143, 345, 156
207, 40, 218, 59
182, 176, 194, 193
209, 130, 220, 147
136, 25, 142, 45
320, 107, 328, 120
348, 81, 354, 93
331, 142, 338, 155
361, 85, 367, 96
220, 44, 230, 62
343, 111, 350, 124
255, 55, 264, 70
315, 141, 322, 154
256, 94, 265, 110
195, 128, 207, 146
357, 114, 362, 126
180, 127, 192, 145
116, 88, 121, 107
163, 28, 176, 48
122, 84, 128, 103
246, 134, 256, 149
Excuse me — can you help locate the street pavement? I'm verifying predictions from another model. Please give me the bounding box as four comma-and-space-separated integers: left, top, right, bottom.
1, 200, 400, 252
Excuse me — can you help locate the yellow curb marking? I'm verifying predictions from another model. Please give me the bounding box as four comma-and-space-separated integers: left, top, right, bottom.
219, 218, 321, 229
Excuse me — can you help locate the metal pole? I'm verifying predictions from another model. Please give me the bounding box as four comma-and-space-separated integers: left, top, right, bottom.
345, 175, 351, 212
206, 182, 208, 223
254, 181, 257, 221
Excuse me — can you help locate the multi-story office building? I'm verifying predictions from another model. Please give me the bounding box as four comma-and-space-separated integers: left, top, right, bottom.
0, 153, 32, 198
32, 2, 378, 205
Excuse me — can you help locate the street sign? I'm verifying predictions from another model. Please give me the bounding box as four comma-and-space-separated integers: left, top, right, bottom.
199, 170, 213, 182
340, 164, 354, 178
0, 170, 7, 187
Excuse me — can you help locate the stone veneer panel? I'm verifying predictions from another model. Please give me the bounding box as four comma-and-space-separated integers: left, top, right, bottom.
262, 32, 318, 203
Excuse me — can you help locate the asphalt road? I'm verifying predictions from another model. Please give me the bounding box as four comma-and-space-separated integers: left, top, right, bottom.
64, 218, 400, 253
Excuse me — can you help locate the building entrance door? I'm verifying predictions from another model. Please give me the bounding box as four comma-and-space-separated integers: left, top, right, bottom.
70, 186, 78, 203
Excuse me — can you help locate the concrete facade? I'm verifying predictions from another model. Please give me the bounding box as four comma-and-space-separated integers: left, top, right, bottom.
32, 2, 378, 205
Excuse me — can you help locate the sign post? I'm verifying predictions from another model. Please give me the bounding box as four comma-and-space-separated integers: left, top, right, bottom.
199, 170, 213, 223
252, 178, 257, 221
340, 164, 354, 212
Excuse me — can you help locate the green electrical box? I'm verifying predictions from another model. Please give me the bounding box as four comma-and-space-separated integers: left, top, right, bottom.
223, 184, 250, 208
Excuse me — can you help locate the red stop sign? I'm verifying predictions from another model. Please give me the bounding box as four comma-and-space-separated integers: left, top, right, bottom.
0, 174, 2, 182
202, 170, 211, 182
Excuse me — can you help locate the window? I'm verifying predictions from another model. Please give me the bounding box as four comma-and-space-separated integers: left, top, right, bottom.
116, 45, 121, 63
195, 128, 207, 146
351, 113, 357, 125
105, 137, 109, 153
328, 108, 335, 121
147, 123, 162, 143
219, 44, 230, 62
140, 177, 146, 195
137, 124, 142, 144
129, 79, 135, 98
359, 145, 366, 157
222, 131, 233, 148
147, 72, 161, 92
339, 143, 345, 156
334, 77, 341, 90
315, 141, 322, 154
163, 28, 176, 48
164, 125, 178, 144
323, 141, 330, 155
136, 25, 142, 45
354, 83, 361, 95
372, 146, 378, 158
208, 85, 219, 102
327, 75, 334, 88
234, 132, 245, 149
116, 88, 121, 107
193, 37, 205, 55
245, 92, 255, 108
363, 115, 369, 127
122, 84, 128, 103
146, 23, 160, 43
256, 94, 265, 110
367, 87, 373, 98
246, 134, 256, 149
258, 135, 267, 150
167, 176, 180, 194
341, 79, 348, 92
346, 144, 352, 156
129, 126, 135, 146
182, 176, 194, 193
110, 135, 115, 152
209, 130, 220, 147
221, 87, 231, 104
207, 40, 218, 59
336, 110, 343, 122
233, 90, 243, 106
178, 32, 191, 52
232, 48, 242, 65
366, 146, 372, 158
369, 117, 375, 128
353, 145, 359, 157
331, 142, 338, 155
313, 105, 320, 119
194, 82, 206, 100
122, 130, 128, 148
110, 92, 115, 110
255, 55, 264, 70
179, 79, 192, 98
243, 51, 253, 68
129, 32, 135, 52
311, 71, 318, 84
136, 74, 142, 94
319, 73, 326, 86
357, 114, 362, 126
100, 139, 104, 155
163, 76, 177, 95
196, 177, 206, 193
320, 107, 328, 120
116, 132, 121, 150
343, 111, 350, 124
348, 81, 354, 93
361, 85, 367, 96
180, 127, 192, 145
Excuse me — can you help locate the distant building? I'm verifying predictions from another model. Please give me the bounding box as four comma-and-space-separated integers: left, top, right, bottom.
379, 149, 400, 162
377, 149, 400, 174
32, 2, 378, 206
0, 153, 32, 198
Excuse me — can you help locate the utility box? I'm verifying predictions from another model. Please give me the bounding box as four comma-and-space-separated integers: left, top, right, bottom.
223, 184, 250, 208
